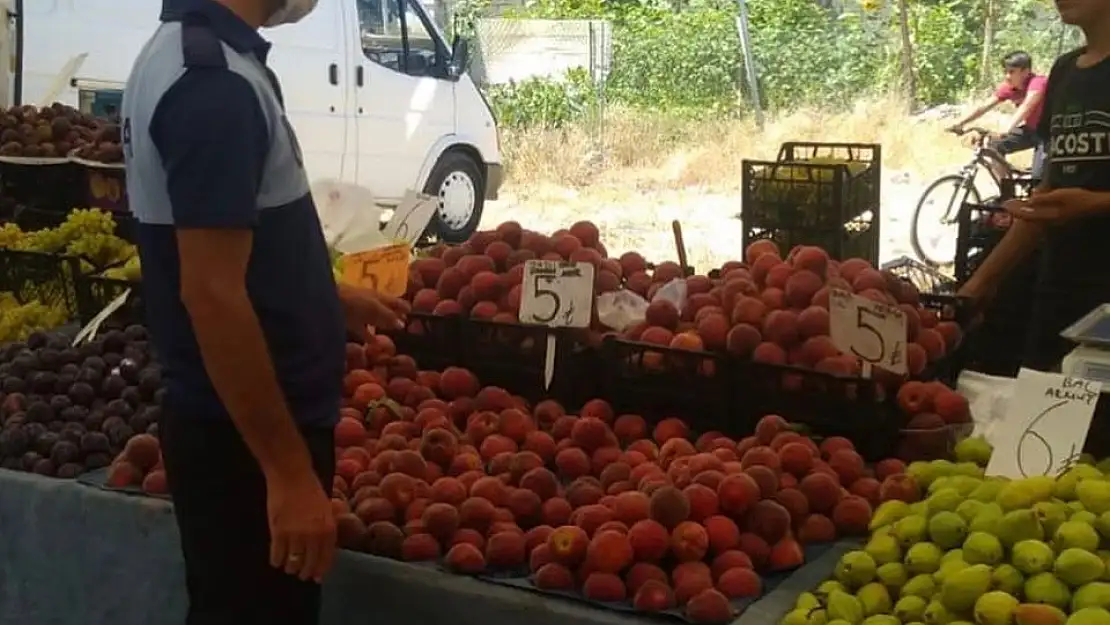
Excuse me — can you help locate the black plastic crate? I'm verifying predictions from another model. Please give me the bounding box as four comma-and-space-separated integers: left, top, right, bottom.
954, 202, 1011, 283
961, 251, 1040, 377
0, 159, 86, 211
917, 293, 973, 385
744, 220, 878, 266
881, 256, 957, 295
460, 319, 601, 409
599, 336, 733, 436
742, 142, 882, 263
732, 361, 900, 462
0, 249, 81, 316
388, 312, 464, 372
73, 275, 144, 327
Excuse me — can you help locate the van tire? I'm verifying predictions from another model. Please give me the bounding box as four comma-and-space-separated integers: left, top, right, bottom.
424, 151, 484, 244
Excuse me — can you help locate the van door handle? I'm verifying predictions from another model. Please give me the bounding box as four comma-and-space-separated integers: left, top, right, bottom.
328, 63, 338, 85
356, 66, 364, 87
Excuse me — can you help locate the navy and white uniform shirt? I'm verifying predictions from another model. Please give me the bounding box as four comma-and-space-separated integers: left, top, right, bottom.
121, 0, 346, 427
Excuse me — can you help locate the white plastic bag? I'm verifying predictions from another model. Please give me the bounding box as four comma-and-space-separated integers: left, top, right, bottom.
652, 277, 689, 313
597, 290, 649, 332
311, 179, 389, 253
956, 369, 1016, 443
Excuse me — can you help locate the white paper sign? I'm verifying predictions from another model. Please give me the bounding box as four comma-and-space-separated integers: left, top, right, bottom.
519, 260, 594, 329
73, 288, 132, 346
829, 288, 908, 375
382, 190, 439, 246
986, 368, 1100, 479
519, 260, 595, 391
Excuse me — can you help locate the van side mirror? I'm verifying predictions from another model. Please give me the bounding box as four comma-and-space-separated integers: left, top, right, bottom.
448, 36, 470, 79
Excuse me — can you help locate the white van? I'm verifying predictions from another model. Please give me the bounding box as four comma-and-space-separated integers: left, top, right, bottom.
14, 0, 502, 242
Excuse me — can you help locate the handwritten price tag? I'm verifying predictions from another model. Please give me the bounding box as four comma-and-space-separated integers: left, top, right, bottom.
382, 190, 438, 246
520, 260, 595, 328
986, 368, 1100, 479
341, 243, 411, 297
519, 260, 595, 391
829, 288, 908, 375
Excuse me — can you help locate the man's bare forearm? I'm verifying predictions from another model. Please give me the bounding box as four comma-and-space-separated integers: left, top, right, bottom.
183, 286, 315, 482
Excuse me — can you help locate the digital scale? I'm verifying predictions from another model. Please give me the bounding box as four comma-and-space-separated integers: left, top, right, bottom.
1060, 304, 1110, 390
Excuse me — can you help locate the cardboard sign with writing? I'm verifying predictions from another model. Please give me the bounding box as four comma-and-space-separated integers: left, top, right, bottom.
829, 288, 908, 375
341, 243, 411, 297
986, 368, 1101, 479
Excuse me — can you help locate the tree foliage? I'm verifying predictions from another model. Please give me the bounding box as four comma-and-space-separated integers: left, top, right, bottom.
486, 0, 1080, 126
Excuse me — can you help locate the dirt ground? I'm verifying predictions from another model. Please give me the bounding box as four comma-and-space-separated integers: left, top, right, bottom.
479, 101, 1028, 273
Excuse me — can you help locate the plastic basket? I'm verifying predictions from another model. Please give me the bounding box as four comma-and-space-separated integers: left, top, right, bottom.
742, 142, 882, 263
0, 249, 82, 316
73, 275, 144, 327
460, 319, 601, 408
881, 256, 957, 295
0, 158, 86, 211
954, 202, 1011, 283
917, 293, 973, 385
599, 336, 733, 436
388, 312, 464, 372
731, 360, 899, 462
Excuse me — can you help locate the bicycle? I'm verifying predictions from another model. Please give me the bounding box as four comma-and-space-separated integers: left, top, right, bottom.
909, 126, 1032, 267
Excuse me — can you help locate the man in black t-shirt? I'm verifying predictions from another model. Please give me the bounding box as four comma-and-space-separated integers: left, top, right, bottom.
960, 0, 1110, 371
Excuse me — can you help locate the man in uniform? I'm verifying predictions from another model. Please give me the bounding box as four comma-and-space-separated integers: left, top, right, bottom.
121, 1, 406, 623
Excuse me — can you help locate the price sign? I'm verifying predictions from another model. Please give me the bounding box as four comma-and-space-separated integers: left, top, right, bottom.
73, 288, 132, 346
341, 243, 411, 297
829, 288, 908, 375
520, 260, 595, 328
986, 368, 1100, 479
382, 191, 438, 246
519, 260, 595, 390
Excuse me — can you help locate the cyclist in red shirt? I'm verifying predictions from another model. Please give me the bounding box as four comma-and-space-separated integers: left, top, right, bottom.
948, 51, 1049, 178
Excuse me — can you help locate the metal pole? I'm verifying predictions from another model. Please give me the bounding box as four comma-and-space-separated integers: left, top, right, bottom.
734, 0, 764, 127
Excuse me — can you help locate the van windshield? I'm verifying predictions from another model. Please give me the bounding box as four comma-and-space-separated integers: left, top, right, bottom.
357, 0, 448, 76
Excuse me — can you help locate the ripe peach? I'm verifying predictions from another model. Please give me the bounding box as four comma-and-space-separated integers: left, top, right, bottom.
743, 465, 779, 498
653, 418, 689, 445
736, 533, 770, 570
711, 550, 753, 580
626, 562, 670, 597
763, 309, 800, 347
612, 490, 651, 525
582, 572, 627, 602
752, 341, 787, 364
586, 530, 634, 573
670, 521, 709, 562
400, 533, 441, 561
645, 300, 680, 330
627, 518, 670, 562
798, 472, 842, 514
683, 484, 720, 522
827, 448, 865, 486
685, 589, 731, 622
879, 473, 920, 502
784, 270, 823, 309
717, 566, 761, 598
534, 562, 576, 590
716, 473, 761, 517
554, 447, 591, 480
703, 515, 740, 554
648, 486, 691, 529
444, 543, 486, 574
541, 497, 573, 527
485, 531, 527, 568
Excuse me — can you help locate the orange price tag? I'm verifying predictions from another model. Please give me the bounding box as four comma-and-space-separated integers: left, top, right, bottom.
341, 243, 411, 297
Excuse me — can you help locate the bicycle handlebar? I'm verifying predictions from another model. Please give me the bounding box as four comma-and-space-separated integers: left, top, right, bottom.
947, 126, 993, 138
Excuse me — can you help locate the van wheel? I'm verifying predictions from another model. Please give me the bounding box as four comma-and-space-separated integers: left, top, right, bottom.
424, 151, 484, 244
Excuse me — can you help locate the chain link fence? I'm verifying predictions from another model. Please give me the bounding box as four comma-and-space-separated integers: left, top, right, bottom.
471, 18, 613, 157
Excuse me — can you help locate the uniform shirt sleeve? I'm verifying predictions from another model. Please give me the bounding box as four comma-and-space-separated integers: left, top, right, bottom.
994, 81, 1014, 101
149, 68, 270, 229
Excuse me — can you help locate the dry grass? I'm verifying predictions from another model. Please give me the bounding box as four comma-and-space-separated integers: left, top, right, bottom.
500, 96, 1009, 194
483, 97, 1029, 272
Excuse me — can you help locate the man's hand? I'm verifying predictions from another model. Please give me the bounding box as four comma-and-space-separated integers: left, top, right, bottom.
945, 124, 965, 135
338, 284, 409, 340
1004, 188, 1110, 222
266, 471, 337, 583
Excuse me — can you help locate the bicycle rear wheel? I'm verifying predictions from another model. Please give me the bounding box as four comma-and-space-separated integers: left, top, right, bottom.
910, 174, 981, 267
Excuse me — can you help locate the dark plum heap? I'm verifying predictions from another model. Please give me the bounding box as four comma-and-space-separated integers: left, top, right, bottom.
0, 325, 163, 478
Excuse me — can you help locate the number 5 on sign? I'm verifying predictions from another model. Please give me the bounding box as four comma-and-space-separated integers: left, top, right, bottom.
341, 242, 411, 297
829, 288, 908, 376
519, 260, 595, 389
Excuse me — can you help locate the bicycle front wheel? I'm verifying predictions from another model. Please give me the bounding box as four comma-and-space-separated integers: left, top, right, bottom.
910, 175, 981, 267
